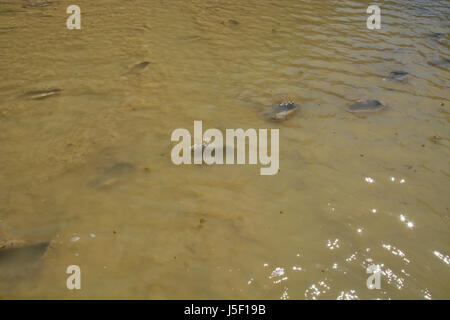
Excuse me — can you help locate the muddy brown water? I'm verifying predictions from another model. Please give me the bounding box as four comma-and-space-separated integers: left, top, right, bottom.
0, 0, 449, 299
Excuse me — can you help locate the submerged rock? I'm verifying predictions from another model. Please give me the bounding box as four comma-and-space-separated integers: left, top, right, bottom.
124, 61, 150, 75
23, 1, 53, 8
428, 32, 445, 40
269, 102, 297, 121
190, 142, 209, 153
429, 57, 450, 67
190, 137, 214, 157
189, 137, 235, 165
428, 135, 444, 144
22, 88, 61, 100
385, 70, 409, 82
88, 162, 136, 188
223, 19, 239, 28
347, 99, 386, 113
0, 240, 49, 267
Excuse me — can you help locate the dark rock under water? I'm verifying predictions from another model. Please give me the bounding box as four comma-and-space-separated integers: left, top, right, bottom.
0, 241, 49, 268
386, 70, 409, 81
347, 100, 385, 113
88, 162, 136, 188
429, 58, 450, 67
270, 102, 297, 120
428, 32, 445, 40
23, 1, 53, 8
124, 61, 150, 75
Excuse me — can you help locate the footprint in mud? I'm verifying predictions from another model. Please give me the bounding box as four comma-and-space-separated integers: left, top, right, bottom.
87, 162, 136, 189
346, 99, 386, 113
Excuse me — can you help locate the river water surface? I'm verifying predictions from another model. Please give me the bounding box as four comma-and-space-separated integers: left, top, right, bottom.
0, 0, 449, 299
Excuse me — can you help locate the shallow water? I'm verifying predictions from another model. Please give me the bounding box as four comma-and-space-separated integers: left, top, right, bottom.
0, 0, 449, 299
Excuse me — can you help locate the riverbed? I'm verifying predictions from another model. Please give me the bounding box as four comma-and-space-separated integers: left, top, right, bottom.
0, 0, 449, 299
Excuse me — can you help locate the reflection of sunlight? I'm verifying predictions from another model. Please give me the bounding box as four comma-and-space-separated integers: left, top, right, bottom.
422, 289, 432, 300
363, 259, 405, 290
383, 268, 405, 290
365, 177, 375, 183
273, 277, 288, 284
433, 251, 450, 265
270, 267, 288, 284
390, 177, 406, 184
305, 281, 330, 299
400, 214, 414, 229
270, 267, 285, 277
280, 287, 289, 300
327, 203, 335, 212
337, 290, 359, 300
382, 243, 410, 264
327, 239, 340, 250
346, 252, 357, 262
401, 269, 410, 277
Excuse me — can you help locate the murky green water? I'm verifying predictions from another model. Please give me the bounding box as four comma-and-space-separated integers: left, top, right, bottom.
0, 0, 449, 299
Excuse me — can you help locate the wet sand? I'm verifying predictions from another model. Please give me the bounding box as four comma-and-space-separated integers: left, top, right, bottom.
0, 0, 449, 299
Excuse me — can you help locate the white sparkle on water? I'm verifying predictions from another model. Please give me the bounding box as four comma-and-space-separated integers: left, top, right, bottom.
434, 251, 450, 265
365, 177, 375, 183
